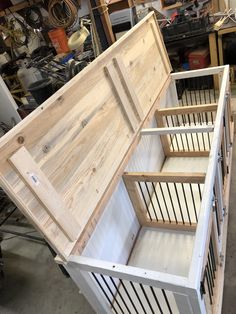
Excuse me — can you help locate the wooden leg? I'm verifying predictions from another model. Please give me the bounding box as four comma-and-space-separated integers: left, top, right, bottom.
218, 35, 224, 66
209, 32, 219, 90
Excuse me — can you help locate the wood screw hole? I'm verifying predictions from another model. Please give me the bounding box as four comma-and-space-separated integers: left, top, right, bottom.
17, 136, 25, 144
43, 145, 50, 153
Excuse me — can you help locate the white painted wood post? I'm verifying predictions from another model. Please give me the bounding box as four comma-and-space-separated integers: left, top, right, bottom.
224, 96, 231, 153
65, 263, 112, 314
188, 289, 208, 314
174, 293, 194, 314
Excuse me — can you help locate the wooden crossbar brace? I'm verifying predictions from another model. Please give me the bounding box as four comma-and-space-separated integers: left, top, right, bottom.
113, 56, 143, 120
104, 57, 143, 132
141, 125, 214, 136
123, 172, 206, 184
9, 146, 80, 242
170, 66, 225, 79
123, 172, 203, 230
156, 103, 217, 116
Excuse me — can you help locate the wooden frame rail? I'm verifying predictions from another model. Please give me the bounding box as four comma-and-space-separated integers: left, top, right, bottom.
141, 125, 214, 136
9, 146, 80, 242
68, 255, 202, 314
155, 104, 217, 157
171, 67, 224, 108
123, 172, 206, 231
157, 104, 217, 116
171, 66, 225, 80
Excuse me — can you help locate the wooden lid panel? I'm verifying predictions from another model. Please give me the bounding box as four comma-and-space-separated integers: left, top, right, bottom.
0, 13, 171, 259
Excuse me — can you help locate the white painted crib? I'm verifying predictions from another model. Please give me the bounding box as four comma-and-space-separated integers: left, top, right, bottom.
0, 13, 233, 314
65, 65, 233, 314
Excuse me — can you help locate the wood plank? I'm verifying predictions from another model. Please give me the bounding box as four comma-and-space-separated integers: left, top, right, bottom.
142, 220, 197, 231
68, 256, 191, 293
171, 66, 225, 80
95, 0, 115, 46
128, 227, 196, 278
168, 151, 210, 157
208, 32, 219, 89
209, 32, 218, 67
105, 62, 138, 131
108, 0, 134, 13
9, 146, 80, 242
218, 36, 224, 65
149, 22, 171, 75
0, 12, 169, 259
155, 111, 171, 156
123, 175, 146, 226
218, 26, 236, 36
160, 1, 182, 9
0, 0, 42, 17
141, 125, 214, 136
113, 56, 143, 120
72, 76, 171, 255
157, 103, 217, 116
123, 172, 206, 183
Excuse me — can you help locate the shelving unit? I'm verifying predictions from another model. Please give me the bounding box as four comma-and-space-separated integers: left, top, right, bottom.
0, 0, 42, 17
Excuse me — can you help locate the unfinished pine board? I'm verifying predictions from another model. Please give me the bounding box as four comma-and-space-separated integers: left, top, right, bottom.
128, 227, 195, 277
151, 156, 209, 224
0, 12, 171, 260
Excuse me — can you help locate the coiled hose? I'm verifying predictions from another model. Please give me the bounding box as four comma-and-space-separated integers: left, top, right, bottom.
48, 0, 78, 28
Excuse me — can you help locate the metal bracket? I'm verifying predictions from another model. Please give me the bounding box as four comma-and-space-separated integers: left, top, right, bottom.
223, 207, 227, 216
218, 153, 223, 162
200, 279, 206, 298
220, 253, 224, 267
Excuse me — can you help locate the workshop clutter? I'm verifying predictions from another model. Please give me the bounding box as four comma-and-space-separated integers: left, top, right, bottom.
48, 0, 79, 29
162, 14, 210, 41
0, 0, 96, 117
28, 78, 53, 105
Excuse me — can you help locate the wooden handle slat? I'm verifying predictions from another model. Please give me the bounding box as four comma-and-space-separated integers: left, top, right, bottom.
123, 172, 206, 184
9, 146, 80, 242
157, 103, 217, 116
113, 56, 143, 120
105, 62, 138, 132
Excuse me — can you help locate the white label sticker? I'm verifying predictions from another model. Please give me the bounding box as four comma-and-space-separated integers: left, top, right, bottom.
29, 173, 40, 186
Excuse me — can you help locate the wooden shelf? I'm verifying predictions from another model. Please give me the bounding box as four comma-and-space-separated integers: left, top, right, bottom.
161, 1, 183, 10
0, 0, 42, 17
108, 0, 135, 14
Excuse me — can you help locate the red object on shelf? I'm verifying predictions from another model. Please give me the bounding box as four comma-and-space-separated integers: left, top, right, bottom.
188, 48, 210, 70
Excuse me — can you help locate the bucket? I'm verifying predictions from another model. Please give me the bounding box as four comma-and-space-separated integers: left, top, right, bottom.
28, 78, 53, 105
48, 28, 70, 54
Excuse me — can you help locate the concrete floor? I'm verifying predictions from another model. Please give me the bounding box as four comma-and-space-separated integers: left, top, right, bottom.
0, 232, 94, 314
1, 98, 236, 314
